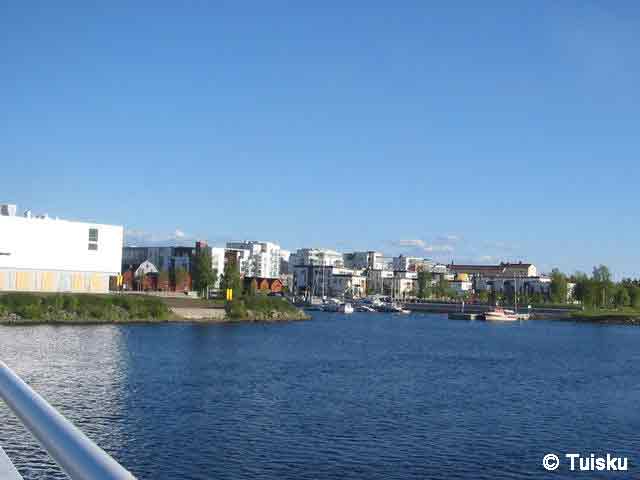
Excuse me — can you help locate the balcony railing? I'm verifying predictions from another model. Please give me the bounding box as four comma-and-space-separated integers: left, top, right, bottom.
0, 361, 136, 479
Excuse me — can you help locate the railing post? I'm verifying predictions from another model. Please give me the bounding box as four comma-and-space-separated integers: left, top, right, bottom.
0, 361, 135, 480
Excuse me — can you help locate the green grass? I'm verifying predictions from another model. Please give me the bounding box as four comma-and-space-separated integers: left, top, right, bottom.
0, 292, 171, 322
570, 307, 640, 319
226, 295, 301, 319
243, 296, 298, 313
528, 303, 582, 310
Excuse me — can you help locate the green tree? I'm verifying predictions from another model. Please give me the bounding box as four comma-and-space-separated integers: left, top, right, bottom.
248, 278, 258, 296
614, 287, 630, 308
192, 248, 217, 297
417, 271, 433, 299
592, 264, 613, 308
220, 262, 243, 301
530, 291, 544, 305
573, 274, 598, 308
549, 268, 568, 304
434, 275, 450, 299
477, 290, 489, 304
629, 286, 640, 309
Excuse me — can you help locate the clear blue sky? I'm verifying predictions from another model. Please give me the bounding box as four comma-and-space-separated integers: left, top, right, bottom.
2, 2, 639, 277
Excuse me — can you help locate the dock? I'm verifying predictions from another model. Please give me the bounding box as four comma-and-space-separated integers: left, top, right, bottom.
448, 313, 482, 320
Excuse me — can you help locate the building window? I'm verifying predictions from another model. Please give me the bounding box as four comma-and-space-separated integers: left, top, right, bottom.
88, 228, 99, 251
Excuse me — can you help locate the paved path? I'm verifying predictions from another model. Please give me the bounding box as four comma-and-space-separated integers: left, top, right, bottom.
171, 307, 226, 321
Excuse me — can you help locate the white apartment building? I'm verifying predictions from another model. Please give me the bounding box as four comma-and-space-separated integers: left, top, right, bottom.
392, 255, 432, 272
343, 251, 384, 270
392, 278, 416, 299
289, 248, 344, 268
226, 241, 281, 279
475, 275, 551, 295
293, 264, 367, 299
279, 249, 291, 274
293, 264, 334, 298
449, 280, 474, 295
330, 270, 367, 298
210, 247, 225, 287
0, 204, 123, 293
367, 269, 394, 295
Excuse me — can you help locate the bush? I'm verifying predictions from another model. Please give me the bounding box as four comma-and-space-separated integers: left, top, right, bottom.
226, 300, 248, 319
224, 295, 297, 319
0, 293, 170, 322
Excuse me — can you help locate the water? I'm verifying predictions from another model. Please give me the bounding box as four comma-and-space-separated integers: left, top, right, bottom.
1, 312, 640, 479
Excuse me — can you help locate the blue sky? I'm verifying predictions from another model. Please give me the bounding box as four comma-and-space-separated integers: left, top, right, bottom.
2, 2, 639, 277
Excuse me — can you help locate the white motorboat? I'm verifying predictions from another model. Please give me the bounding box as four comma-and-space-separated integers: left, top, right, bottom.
323, 300, 354, 314
339, 303, 354, 314
379, 302, 410, 314
356, 305, 376, 312
484, 307, 518, 321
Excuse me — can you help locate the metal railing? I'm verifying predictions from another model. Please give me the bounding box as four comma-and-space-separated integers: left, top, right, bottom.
1, 444, 23, 480
0, 361, 136, 479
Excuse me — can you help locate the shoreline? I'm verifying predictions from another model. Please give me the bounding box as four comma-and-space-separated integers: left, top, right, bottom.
0, 292, 310, 325
0, 311, 311, 326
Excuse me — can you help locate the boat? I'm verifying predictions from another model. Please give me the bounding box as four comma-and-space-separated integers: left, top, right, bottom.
356, 304, 376, 312
323, 300, 354, 314
339, 303, 354, 314
378, 302, 411, 314
484, 307, 518, 321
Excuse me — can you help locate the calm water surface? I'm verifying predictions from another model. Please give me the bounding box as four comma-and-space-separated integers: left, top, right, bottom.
1, 312, 639, 479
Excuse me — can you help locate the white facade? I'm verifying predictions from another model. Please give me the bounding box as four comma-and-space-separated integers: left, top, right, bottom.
475, 276, 551, 295
392, 277, 416, 299
135, 260, 158, 277
449, 280, 473, 295
330, 271, 367, 298
279, 249, 291, 274
0, 211, 123, 293
293, 264, 333, 298
210, 247, 225, 287
289, 248, 344, 268
226, 241, 281, 279
343, 251, 384, 270
367, 269, 394, 295
392, 255, 428, 272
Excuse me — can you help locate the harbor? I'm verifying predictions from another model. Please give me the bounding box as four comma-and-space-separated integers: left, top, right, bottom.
3, 1, 640, 478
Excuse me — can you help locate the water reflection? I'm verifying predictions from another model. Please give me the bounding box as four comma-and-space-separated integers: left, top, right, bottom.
0, 325, 129, 479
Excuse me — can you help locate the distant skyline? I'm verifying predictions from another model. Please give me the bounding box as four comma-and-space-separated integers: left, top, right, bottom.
2, 2, 639, 278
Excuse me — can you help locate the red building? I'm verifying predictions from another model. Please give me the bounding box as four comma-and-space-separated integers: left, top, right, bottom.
243, 277, 284, 293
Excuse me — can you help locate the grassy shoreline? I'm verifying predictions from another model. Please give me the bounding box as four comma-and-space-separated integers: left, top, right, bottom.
225, 296, 310, 322
0, 292, 172, 324
569, 308, 640, 325
0, 292, 309, 325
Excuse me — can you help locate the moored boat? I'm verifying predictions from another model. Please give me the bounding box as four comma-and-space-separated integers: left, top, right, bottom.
378, 302, 410, 314
339, 303, 354, 314
356, 304, 376, 312
323, 300, 354, 314
484, 307, 518, 321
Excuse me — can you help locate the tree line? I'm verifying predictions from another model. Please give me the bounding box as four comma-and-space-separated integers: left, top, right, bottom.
556, 265, 640, 309
413, 265, 640, 309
